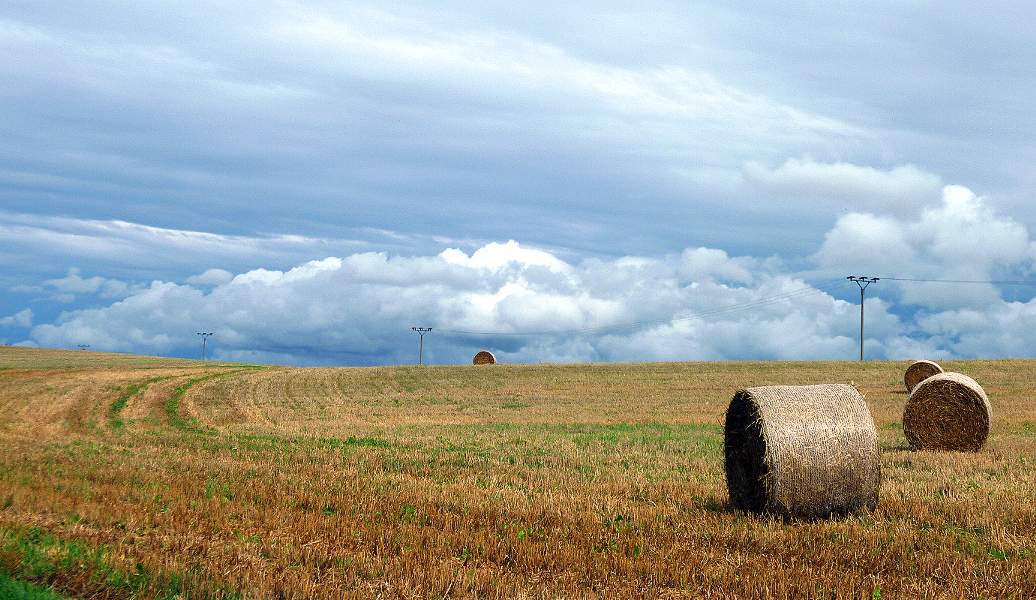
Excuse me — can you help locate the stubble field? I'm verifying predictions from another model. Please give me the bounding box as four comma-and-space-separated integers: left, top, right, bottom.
0, 345, 1034, 598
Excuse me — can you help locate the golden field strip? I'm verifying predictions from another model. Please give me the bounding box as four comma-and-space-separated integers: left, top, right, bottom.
0, 346, 1034, 598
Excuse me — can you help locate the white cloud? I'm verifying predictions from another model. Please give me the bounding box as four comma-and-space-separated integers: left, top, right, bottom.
273, 10, 860, 149
680, 247, 755, 284
0, 308, 32, 328
914, 185, 1029, 269
743, 158, 942, 212
185, 268, 234, 286
913, 299, 1036, 358
440, 241, 570, 273
813, 212, 915, 274
814, 185, 1033, 309
0, 8, 869, 236
20, 180, 1036, 364
30, 240, 860, 364
0, 211, 464, 286
44, 268, 134, 300
0, 213, 362, 269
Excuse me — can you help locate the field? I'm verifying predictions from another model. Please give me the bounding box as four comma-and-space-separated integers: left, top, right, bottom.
1, 346, 1034, 598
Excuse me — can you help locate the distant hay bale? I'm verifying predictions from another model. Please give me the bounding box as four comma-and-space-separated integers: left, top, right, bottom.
904, 360, 944, 392
724, 384, 880, 520
904, 372, 990, 452
472, 350, 496, 365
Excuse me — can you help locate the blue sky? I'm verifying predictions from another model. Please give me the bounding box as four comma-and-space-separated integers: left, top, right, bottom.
2, 2, 1036, 364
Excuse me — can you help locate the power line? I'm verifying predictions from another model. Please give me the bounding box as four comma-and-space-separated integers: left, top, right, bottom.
879, 276, 1036, 286
436, 280, 844, 337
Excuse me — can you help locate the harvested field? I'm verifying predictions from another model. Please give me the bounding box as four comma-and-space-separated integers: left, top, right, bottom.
0, 346, 1034, 598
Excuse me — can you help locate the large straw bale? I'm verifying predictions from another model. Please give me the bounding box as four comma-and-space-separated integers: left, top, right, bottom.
472, 350, 496, 365
724, 384, 880, 519
904, 372, 990, 451
904, 360, 944, 392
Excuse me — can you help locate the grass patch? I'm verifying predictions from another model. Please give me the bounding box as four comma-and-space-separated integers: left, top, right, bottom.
0, 526, 239, 600
558, 422, 722, 449
0, 570, 67, 599
204, 477, 234, 502
228, 432, 397, 452
109, 376, 172, 430
164, 371, 249, 433
338, 435, 394, 448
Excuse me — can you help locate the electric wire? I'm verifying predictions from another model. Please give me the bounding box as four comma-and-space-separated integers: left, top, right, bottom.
878, 276, 1036, 286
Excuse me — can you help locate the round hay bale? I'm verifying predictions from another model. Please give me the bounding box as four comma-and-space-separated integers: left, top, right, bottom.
472, 350, 496, 365
724, 384, 880, 520
904, 372, 990, 452
904, 359, 943, 392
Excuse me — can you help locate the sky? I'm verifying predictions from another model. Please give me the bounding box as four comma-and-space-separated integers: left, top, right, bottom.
2, 1, 1036, 365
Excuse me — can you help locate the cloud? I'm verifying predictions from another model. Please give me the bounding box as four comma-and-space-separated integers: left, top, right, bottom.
0, 211, 462, 289
680, 248, 756, 284
4, 4, 1036, 363
30, 241, 862, 364
44, 268, 134, 300
0, 308, 32, 328
271, 10, 860, 144
0, 3, 883, 268
28, 174, 1036, 365
915, 185, 1029, 270
440, 241, 570, 274
813, 212, 914, 274
1, 3, 1035, 290
0, 213, 362, 269
814, 185, 1032, 309
186, 268, 234, 286
743, 158, 942, 213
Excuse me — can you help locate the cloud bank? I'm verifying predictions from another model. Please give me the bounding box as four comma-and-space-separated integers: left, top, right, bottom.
22, 185, 1036, 365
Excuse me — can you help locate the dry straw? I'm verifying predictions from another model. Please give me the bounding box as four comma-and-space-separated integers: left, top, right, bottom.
724, 384, 880, 520
472, 350, 497, 365
904, 359, 944, 392
904, 372, 990, 452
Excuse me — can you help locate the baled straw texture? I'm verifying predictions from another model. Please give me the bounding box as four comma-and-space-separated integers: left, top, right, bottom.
904, 372, 990, 452
472, 350, 496, 365
904, 359, 944, 392
724, 384, 880, 520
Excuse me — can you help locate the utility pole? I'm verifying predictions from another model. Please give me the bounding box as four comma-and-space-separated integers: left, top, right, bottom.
410, 327, 432, 365
847, 276, 879, 361
195, 332, 214, 360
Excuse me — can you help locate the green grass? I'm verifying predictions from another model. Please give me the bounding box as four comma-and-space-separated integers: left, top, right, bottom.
109, 376, 172, 430
0, 526, 239, 600
164, 371, 254, 433
0, 570, 68, 600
